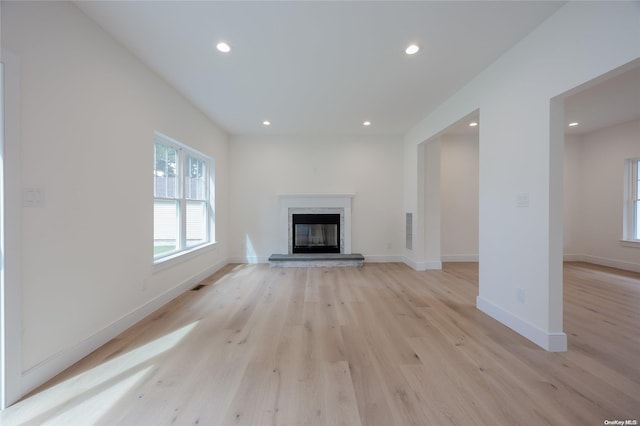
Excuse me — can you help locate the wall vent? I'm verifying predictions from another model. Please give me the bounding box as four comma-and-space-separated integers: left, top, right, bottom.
405, 212, 413, 250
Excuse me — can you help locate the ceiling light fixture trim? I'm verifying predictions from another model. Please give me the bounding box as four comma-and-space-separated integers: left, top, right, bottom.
405, 44, 420, 55
216, 42, 231, 53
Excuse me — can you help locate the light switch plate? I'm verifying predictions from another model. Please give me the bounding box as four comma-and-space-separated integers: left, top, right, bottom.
516, 192, 529, 208
23, 187, 45, 207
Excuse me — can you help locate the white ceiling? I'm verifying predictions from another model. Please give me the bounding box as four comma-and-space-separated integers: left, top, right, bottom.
74, 1, 566, 136
564, 62, 640, 135
428, 52, 640, 139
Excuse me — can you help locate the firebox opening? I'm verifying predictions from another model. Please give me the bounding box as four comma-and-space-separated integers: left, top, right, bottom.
292, 214, 340, 254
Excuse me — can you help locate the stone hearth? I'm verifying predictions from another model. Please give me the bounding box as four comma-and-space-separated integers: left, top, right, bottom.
268, 253, 364, 268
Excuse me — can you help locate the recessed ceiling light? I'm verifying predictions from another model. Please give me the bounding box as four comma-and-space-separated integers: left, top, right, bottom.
216, 42, 231, 53
262, 120, 271, 126
405, 44, 420, 55
568, 122, 579, 127
363, 121, 371, 126
469, 121, 478, 127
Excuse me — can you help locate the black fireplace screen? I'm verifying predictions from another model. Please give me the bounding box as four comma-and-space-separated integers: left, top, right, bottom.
292, 214, 340, 253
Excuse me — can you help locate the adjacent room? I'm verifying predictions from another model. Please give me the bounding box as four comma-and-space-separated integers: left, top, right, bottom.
1, 1, 639, 423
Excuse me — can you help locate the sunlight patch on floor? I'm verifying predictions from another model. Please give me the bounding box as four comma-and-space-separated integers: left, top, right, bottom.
41, 366, 153, 425
2, 321, 199, 425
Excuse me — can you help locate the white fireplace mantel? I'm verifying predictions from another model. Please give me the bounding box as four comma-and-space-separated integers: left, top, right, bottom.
278, 194, 354, 254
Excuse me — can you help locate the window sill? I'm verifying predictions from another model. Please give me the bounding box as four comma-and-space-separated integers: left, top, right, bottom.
153, 242, 218, 273
620, 239, 640, 249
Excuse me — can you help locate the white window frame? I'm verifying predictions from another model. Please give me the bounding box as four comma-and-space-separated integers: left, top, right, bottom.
622, 158, 640, 246
154, 132, 214, 264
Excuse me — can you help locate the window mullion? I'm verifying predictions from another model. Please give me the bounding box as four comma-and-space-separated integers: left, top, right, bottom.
204, 162, 210, 242
629, 160, 640, 240
179, 148, 187, 250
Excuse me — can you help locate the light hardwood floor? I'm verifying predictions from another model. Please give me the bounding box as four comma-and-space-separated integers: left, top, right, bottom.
2, 262, 639, 425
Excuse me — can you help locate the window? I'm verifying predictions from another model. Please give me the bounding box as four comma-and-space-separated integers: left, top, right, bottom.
624, 158, 640, 242
154, 133, 213, 261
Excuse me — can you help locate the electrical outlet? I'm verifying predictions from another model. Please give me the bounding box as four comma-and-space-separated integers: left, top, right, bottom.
517, 288, 525, 303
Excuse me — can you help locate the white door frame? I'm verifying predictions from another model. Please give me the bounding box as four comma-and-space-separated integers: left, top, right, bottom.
1, 48, 23, 409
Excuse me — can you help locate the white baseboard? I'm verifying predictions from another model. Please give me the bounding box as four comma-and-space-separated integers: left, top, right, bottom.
402, 256, 418, 270
441, 254, 479, 262
422, 261, 443, 270
403, 257, 442, 271
363, 255, 404, 263
21, 259, 228, 397
476, 296, 567, 352
564, 253, 640, 273
228, 256, 269, 264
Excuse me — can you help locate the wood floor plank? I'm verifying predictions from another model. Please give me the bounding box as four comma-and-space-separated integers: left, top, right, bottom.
321, 361, 362, 426
339, 323, 396, 426
2, 262, 639, 425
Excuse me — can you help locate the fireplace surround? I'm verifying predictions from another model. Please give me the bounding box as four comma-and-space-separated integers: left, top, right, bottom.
278, 194, 353, 254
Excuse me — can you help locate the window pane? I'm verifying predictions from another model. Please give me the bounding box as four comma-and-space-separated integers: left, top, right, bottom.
154, 143, 179, 198
186, 201, 207, 247
185, 156, 206, 200
154, 200, 179, 256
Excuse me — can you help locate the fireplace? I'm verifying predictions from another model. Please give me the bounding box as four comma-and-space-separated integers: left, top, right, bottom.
271, 194, 362, 267
278, 194, 353, 255
292, 214, 340, 253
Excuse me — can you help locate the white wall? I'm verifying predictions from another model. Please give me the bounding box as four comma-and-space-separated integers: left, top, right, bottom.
404, 1, 640, 351
2, 1, 228, 398
440, 133, 479, 261
229, 135, 403, 262
563, 134, 583, 255
564, 119, 640, 271
422, 138, 442, 269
